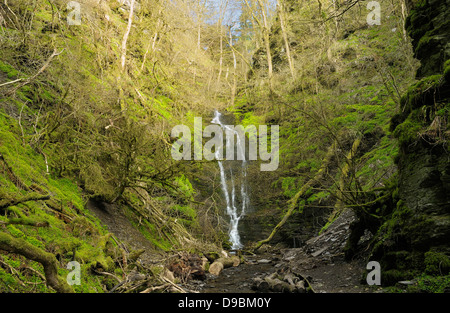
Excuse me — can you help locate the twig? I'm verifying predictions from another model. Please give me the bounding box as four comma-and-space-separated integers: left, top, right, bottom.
160, 275, 187, 293
18, 102, 25, 145
93, 269, 121, 283
7, 48, 64, 96
0, 78, 22, 87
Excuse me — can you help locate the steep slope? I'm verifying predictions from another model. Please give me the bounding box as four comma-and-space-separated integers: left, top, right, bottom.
0, 0, 224, 292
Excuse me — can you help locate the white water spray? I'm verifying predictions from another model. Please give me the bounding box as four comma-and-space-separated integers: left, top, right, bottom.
212, 110, 249, 250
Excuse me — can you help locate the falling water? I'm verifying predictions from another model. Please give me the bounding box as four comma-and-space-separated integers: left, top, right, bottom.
211, 110, 249, 250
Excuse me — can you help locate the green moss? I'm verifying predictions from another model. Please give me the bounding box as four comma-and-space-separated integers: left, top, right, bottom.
383, 269, 415, 286
400, 74, 443, 115
424, 250, 450, 275
0, 60, 19, 78
281, 177, 297, 198
174, 174, 195, 200
444, 59, 450, 80
393, 114, 422, 146
414, 274, 450, 293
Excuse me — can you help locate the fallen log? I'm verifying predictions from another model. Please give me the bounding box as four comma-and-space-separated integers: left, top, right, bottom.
0, 232, 73, 293
208, 256, 240, 276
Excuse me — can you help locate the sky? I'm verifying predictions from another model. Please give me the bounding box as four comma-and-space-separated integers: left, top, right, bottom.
204, 0, 276, 30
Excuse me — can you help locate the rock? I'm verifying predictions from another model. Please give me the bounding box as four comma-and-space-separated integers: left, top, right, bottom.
397, 280, 415, 286
257, 258, 272, 264
295, 280, 306, 293
204, 251, 220, 262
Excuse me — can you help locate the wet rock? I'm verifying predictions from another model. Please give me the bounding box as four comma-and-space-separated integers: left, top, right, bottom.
304, 209, 356, 260
257, 259, 272, 264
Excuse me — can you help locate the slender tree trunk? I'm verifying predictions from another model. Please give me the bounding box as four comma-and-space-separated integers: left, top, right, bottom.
244, 0, 273, 87
253, 139, 338, 250
121, 0, 136, 71
400, 0, 408, 42
216, 0, 229, 90
230, 27, 237, 106
217, 32, 223, 86
257, 0, 273, 86
277, 0, 294, 78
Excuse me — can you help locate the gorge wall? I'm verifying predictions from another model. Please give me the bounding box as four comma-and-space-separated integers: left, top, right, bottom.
368, 0, 450, 285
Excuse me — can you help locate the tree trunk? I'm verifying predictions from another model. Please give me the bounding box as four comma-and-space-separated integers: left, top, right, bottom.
0, 193, 50, 210
257, 0, 273, 86
0, 232, 74, 293
229, 27, 237, 106
277, 0, 294, 78
121, 0, 136, 71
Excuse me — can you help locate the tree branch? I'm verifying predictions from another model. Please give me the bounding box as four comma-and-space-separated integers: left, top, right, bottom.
0, 232, 73, 293
0, 193, 50, 210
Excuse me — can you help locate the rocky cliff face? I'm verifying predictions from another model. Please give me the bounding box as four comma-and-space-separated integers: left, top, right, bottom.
370, 0, 450, 285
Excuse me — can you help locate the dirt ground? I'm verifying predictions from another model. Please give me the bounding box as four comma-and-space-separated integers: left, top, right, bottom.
87, 199, 378, 293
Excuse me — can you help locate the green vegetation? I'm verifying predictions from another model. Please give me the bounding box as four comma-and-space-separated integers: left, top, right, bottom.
0, 0, 448, 293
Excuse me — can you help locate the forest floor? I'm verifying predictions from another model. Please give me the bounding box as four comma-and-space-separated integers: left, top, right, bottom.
200, 208, 381, 293
197, 249, 372, 293
88, 199, 380, 293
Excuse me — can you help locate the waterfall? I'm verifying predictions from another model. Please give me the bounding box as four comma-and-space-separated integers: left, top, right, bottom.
211, 110, 249, 250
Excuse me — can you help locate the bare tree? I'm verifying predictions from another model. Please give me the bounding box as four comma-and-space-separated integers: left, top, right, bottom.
243, 0, 274, 86
121, 0, 136, 71
277, 0, 295, 78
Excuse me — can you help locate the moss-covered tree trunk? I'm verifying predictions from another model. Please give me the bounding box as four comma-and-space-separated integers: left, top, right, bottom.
0, 232, 74, 293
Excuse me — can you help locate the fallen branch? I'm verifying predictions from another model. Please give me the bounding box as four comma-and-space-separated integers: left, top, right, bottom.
0, 193, 50, 210
208, 255, 240, 276
6, 48, 64, 96
253, 139, 338, 250
0, 153, 30, 191
0, 217, 49, 227
0, 78, 23, 87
